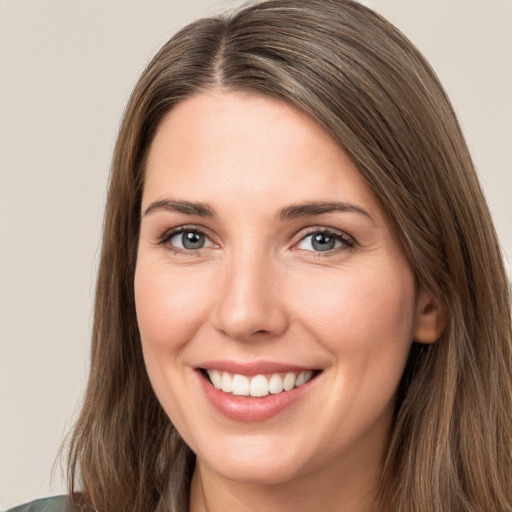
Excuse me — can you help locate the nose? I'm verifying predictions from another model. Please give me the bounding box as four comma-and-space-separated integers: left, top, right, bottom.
211, 251, 289, 342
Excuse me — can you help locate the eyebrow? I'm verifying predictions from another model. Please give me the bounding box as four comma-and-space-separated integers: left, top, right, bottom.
143, 199, 216, 218
277, 201, 374, 223
142, 198, 373, 223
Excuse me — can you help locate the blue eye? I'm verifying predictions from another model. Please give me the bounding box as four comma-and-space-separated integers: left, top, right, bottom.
296, 230, 352, 252
166, 229, 214, 250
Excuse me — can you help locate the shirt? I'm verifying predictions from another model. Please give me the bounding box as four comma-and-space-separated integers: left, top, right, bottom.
6, 496, 70, 512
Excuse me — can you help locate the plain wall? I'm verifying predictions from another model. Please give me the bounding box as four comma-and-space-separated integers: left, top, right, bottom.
1, 0, 510, 509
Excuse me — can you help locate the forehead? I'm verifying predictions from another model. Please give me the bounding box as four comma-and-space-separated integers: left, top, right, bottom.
143, 91, 382, 222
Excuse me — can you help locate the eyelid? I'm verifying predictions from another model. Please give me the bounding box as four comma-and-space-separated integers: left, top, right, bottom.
158, 224, 218, 250
155, 224, 354, 255
292, 226, 356, 253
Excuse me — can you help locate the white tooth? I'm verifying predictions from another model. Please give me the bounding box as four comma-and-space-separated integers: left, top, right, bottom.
221, 372, 233, 393
304, 370, 313, 383
232, 374, 250, 396
268, 374, 284, 394
208, 369, 222, 389
295, 371, 306, 387
283, 372, 296, 391
250, 375, 269, 397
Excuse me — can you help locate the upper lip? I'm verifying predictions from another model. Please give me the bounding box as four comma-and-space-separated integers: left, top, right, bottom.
197, 360, 320, 376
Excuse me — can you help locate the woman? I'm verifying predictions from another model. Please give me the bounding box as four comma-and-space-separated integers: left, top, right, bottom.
9, 0, 512, 511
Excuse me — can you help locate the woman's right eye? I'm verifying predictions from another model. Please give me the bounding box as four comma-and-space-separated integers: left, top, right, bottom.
163, 229, 215, 251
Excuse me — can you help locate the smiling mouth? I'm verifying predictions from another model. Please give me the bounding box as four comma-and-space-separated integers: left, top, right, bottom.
201, 369, 321, 398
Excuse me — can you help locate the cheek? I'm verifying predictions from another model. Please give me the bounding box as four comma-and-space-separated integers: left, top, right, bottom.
133, 260, 211, 434
289, 261, 416, 368
290, 263, 416, 442
134, 260, 209, 354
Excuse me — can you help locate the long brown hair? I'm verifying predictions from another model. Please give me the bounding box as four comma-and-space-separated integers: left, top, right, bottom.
67, 1, 512, 511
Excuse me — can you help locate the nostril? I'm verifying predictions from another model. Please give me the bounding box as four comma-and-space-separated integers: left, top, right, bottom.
210, 269, 289, 342
253, 329, 271, 335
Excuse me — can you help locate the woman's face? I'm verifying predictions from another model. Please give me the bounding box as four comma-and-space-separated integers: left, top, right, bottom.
135, 92, 437, 487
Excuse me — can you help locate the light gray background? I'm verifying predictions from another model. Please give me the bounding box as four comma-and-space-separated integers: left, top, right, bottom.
1, 0, 511, 509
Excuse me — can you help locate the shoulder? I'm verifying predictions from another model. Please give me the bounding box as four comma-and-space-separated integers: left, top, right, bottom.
5, 496, 70, 512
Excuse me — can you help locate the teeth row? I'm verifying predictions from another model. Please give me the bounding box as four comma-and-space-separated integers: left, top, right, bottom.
206, 370, 313, 397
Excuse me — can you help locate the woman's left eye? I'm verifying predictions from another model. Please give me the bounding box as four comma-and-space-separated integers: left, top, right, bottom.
295, 230, 353, 252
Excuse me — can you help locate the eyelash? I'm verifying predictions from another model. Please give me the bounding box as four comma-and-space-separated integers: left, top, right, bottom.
158, 226, 213, 255
293, 228, 355, 256
158, 226, 355, 256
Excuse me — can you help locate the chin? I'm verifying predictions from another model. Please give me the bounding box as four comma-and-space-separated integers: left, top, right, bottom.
194, 432, 312, 485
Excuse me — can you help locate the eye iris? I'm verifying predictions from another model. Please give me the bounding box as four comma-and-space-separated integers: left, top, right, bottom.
312, 233, 335, 251
182, 231, 205, 249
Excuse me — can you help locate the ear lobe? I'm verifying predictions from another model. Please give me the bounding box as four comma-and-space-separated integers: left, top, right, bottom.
413, 288, 447, 344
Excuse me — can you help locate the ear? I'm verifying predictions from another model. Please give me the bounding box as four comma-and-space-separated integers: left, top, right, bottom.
413, 288, 447, 344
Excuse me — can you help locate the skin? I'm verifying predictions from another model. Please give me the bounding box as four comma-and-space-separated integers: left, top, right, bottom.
134, 91, 444, 512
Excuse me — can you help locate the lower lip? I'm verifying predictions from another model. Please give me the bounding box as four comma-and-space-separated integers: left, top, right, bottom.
198, 372, 316, 422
